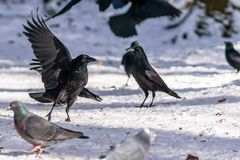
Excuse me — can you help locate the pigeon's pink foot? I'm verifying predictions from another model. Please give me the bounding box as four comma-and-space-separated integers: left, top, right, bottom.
30, 145, 43, 159
30, 145, 43, 153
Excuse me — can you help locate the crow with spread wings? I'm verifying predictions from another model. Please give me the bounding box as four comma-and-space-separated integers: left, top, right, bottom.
23, 13, 100, 121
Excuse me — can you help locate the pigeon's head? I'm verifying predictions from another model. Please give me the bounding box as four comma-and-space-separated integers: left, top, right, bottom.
9, 101, 28, 116
73, 54, 97, 66
137, 129, 157, 143
224, 41, 233, 49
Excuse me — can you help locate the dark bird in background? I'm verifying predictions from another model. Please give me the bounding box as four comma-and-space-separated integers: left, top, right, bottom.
108, 0, 182, 37
23, 13, 98, 121
9, 101, 89, 156
224, 42, 240, 73
44, 0, 181, 37
100, 129, 156, 160
121, 49, 136, 86
45, 0, 82, 21
29, 59, 102, 102
126, 41, 181, 107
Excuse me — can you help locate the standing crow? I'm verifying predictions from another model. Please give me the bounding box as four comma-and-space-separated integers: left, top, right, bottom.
9, 101, 89, 157
100, 129, 156, 160
109, 0, 182, 37
23, 13, 97, 121
121, 50, 136, 86
224, 41, 240, 72
126, 41, 181, 107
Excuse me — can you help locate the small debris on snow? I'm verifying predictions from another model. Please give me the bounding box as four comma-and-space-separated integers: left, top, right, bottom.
218, 97, 227, 103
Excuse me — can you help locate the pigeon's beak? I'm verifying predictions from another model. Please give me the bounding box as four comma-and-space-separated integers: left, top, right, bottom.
125, 47, 134, 52
86, 56, 97, 63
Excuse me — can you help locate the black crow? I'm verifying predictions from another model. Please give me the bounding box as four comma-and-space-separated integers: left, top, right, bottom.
121, 50, 136, 86
225, 41, 240, 72
126, 41, 181, 107
23, 13, 97, 121
9, 101, 88, 157
109, 0, 182, 37
29, 59, 102, 102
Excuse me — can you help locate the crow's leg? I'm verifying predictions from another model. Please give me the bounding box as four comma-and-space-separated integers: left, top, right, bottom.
139, 90, 149, 108
149, 91, 156, 107
45, 102, 56, 121
65, 98, 76, 122
237, 69, 240, 73
125, 77, 130, 86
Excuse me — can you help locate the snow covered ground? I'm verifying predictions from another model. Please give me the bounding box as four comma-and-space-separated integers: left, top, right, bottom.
1, 0, 240, 159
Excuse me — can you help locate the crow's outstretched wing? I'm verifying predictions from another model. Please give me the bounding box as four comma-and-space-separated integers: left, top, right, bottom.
139, 0, 181, 19
23, 13, 72, 89
109, 0, 181, 37
46, 0, 82, 20
98, 0, 112, 11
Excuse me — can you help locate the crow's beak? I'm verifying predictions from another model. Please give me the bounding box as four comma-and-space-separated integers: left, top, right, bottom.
125, 47, 135, 52
86, 56, 97, 63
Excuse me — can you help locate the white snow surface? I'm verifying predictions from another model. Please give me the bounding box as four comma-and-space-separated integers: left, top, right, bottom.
0, 0, 240, 160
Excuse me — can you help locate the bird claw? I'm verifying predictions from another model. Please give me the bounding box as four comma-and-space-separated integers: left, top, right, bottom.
45, 113, 51, 121
29, 145, 43, 159
65, 118, 70, 122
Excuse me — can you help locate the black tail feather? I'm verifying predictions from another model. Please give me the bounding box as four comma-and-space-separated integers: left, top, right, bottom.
166, 89, 181, 99
29, 92, 53, 103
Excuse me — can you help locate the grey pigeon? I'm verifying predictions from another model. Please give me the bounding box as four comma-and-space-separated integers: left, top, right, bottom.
126, 41, 181, 107
23, 12, 98, 121
225, 41, 240, 72
100, 129, 156, 160
9, 101, 89, 155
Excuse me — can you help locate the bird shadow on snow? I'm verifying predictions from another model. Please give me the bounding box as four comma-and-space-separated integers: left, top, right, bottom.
150, 58, 229, 71
89, 87, 142, 96
0, 88, 43, 93
180, 95, 240, 107
1, 115, 240, 159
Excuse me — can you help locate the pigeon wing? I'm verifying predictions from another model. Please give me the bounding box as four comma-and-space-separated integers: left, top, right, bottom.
24, 114, 85, 141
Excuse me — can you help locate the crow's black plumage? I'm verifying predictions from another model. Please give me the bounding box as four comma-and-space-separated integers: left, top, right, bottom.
23, 13, 98, 121
109, 0, 182, 37
121, 50, 136, 86
225, 42, 240, 73
29, 59, 102, 102
126, 41, 181, 107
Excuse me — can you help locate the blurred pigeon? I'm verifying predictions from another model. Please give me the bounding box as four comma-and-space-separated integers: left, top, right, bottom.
126, 41, 181, 107
225, 41, 240, 72
121, 50, 136, 86
109, 0, 182, 37
9, 101, 89, 155
23, 12, 98, 121
100, 129, 156, 160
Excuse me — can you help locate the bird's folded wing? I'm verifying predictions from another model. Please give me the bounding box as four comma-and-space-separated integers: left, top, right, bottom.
145, 69, 167, 87
24, 115, 60, 141
229, 53, 240, 63
23, 14, 72, 89
25, 115, 80, 141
